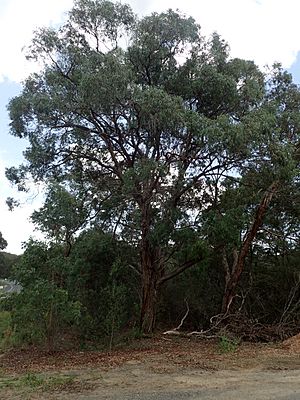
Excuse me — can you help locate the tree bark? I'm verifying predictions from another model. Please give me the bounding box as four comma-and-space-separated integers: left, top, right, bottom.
140, 265, 159, 333
139, 201, 159, 333
221, 180, 279, 314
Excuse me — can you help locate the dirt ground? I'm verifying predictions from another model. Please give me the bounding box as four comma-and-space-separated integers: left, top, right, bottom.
0, 335, 300, 399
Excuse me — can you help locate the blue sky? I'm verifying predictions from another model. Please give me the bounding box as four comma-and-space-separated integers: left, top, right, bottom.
1, 0, 300, 254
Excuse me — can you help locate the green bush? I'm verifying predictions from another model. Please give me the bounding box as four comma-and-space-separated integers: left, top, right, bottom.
2, 233, 139, 350
218, 335, 240, 353
5, 241, 82, 350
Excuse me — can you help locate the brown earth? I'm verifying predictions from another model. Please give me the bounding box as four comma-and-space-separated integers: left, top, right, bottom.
0, 335, 299, 399
282, 333, 300, 352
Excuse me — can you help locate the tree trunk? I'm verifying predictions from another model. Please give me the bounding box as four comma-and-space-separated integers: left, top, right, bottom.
138, 201, 204, 333
140, 267, 158, 333
221, 181, 279, 314
139, 201, 160, 333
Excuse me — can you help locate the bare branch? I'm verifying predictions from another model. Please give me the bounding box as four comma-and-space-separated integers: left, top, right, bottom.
163, 299, 189, 335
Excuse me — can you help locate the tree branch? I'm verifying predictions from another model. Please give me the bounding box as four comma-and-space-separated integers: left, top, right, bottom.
158, 257, 203, 285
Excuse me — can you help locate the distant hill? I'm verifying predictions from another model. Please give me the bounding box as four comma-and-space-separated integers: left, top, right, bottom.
0, 252, 20, 278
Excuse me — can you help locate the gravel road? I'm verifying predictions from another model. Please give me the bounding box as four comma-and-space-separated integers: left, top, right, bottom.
71, 368, 300, 400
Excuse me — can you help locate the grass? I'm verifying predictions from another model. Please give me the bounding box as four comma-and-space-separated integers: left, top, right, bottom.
0, 372, 76, 392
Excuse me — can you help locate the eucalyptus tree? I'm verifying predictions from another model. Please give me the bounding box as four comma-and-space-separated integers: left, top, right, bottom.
7, 0, 292, 332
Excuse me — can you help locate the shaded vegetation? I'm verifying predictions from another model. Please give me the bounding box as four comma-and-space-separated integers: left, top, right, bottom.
0, 252, 19, 279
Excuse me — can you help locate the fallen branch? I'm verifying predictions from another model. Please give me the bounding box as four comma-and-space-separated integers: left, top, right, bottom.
163, 299, 189, 335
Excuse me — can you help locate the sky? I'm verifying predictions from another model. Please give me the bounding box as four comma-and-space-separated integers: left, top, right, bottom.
1, 0, 300, 254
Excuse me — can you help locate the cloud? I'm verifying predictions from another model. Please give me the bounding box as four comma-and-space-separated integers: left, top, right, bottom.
0, 0, 73, 82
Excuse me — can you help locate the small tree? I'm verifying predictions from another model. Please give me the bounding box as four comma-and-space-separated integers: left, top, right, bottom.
8, 241, 81, 350
102, 260, 128, 350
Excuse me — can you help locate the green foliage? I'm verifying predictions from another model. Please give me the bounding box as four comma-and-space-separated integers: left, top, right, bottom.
6, 241, 82, 349
9, 283, 81, 347
219, 335, 240, 353
0, 230, 138, 349
69, 0, 135, 50
0, 311, 11, 348
0, 252, 19, 278
128, 9, 199, 86
0, 233, 7, 251
67, 229, 138, 341
31, 183, 89, 241
102, 260, 129, 350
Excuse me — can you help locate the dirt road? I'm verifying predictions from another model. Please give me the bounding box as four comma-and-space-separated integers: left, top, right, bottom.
3, 364, 299, 400
1, 336, 299, 399
79, 366, 300, 400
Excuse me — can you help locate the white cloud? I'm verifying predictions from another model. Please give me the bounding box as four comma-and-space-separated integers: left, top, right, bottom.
0, 0, 73, 82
